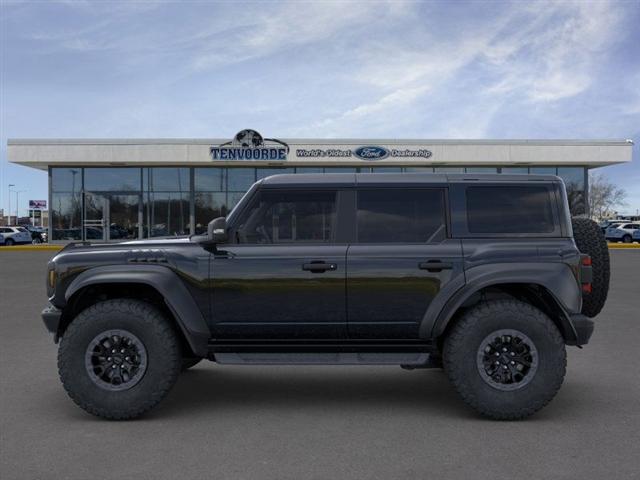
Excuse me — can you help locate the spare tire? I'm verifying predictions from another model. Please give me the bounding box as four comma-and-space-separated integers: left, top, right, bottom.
571, 217, 610, 317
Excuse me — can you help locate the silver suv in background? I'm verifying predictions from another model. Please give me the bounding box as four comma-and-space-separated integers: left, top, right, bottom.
0, 226, 32, 246
605, 223, 640, 243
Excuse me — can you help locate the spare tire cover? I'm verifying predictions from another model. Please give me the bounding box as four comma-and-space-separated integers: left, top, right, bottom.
571, 217, 610, 317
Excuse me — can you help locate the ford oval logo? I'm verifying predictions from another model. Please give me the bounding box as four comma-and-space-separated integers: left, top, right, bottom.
354, 145, 389, 160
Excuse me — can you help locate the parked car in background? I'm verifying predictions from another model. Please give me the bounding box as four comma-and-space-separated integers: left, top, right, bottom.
599, 220, 626, 233
21, 225, 48, 244
0, 232, 4, 245
605, 223, 640, 243
0, 226, 33, 246
632, 229, 640, 243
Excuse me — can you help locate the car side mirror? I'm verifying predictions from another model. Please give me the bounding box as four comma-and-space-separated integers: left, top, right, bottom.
207, 217, 228, 244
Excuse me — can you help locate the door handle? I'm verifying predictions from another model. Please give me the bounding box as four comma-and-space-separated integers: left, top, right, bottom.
302, 262, 337, 273
418, 261, 453, 272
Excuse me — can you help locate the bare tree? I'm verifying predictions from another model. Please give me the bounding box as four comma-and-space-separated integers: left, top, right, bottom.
588, 172, 627, 220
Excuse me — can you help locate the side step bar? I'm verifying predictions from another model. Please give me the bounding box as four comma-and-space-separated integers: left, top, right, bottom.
207, 340, 438, 366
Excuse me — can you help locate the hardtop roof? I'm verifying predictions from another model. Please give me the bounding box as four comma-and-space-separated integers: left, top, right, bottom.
259, 172, 562, 187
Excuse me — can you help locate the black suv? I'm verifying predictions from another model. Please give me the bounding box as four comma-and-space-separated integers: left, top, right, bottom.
43, 173, 609, 420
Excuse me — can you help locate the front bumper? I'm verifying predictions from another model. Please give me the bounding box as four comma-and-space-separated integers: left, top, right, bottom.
569, 313, 594, 346
42, 304, 62, 336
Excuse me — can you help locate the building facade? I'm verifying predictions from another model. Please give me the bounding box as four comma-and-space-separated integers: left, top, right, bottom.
7, 131, 633, 242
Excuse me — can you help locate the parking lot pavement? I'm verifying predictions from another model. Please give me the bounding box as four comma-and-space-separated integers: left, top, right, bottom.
1, 251, 639, 480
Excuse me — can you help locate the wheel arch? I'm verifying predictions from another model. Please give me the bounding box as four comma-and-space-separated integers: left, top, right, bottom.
423, 263, 583, 347
434, 283, 580, 349
61, 265, 210, 356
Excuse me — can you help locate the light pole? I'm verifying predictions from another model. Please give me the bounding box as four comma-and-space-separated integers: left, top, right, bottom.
8, 184, 15, 225
15, 190, 26, 225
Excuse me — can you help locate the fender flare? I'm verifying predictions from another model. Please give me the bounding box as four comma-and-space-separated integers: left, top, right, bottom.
65, 265, 210, 356
420, 262, 581, 342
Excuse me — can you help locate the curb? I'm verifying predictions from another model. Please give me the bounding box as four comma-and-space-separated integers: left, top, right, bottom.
607, 243, 640, 249
0, 245, 63, 251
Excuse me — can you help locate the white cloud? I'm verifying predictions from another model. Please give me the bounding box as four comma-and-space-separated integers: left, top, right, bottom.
483, 1, 622, 102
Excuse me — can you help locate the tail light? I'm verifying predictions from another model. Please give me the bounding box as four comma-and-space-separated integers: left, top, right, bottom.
580, 255, 592, 295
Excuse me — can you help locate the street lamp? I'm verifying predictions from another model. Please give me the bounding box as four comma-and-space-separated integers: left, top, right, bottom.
8, 184, 15, 225
15, 190, 26, 224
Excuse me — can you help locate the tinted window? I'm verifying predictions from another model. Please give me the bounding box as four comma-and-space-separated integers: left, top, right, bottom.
466, 186, 555, 234
236, 190, 336, 244
356, 189, 446, 243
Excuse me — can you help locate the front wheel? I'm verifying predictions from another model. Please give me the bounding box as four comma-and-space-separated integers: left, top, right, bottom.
58, 299, 182, 419
4, 238, 14, 246
443, 300, 566, 420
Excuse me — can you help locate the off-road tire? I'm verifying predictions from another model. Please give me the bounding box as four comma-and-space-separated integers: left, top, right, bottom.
443, 300, 566, 420
181, 357, 203, 371
571, 217, 610, 317
58, 299, 182, 420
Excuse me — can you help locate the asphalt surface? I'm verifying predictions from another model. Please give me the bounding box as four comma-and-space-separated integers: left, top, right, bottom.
1, 250, 639, 480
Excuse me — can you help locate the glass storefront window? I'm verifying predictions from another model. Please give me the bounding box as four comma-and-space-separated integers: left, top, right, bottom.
370, 167, 403, 173
51, 192, 82, 240
144, 168, 189, 192
322, 167, 357, 173
195, 168, 225, 191
85, 168, 141, 191
557, 167, 585, 189
145, 192, 189, 237
51, 168, 82, 193
195, 192, 227, 234
557, 167, 586, 216
501, 167, 529, 174
227, 168, 256, 190
48, 164, 591, 241
256, 167, 295, 180
530, 167, 557, 175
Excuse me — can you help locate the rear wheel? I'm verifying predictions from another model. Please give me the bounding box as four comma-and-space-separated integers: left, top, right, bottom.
571, 217, 610, 317
443, 300, 566, 420
58, 299, 182, 420
623, 234, 632, 243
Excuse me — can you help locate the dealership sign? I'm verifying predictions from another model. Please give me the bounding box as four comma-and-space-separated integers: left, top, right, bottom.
296, 146, 433, 160
29, 199, 47, 209
211, 130, 433, 162
211, 129, 289, 160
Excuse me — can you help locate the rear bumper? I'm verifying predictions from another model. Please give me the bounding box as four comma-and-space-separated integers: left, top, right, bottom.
568, 313, 594, 346
42, 304, 62, 335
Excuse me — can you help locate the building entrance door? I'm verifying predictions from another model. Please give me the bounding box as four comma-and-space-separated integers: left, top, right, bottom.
84, 193, 142, 241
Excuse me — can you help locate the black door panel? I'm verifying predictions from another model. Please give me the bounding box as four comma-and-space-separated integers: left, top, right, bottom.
346, 241, 463, 338
212, 245, 348, 339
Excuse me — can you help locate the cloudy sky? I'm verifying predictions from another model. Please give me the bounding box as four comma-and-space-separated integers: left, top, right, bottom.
1, 0, 639, 215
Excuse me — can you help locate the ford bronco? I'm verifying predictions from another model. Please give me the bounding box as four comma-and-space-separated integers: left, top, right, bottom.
43, 173, 609, 420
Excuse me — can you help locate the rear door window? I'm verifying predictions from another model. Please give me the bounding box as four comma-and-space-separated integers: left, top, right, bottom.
466, 186, 555, 234
356, 189, 446, 243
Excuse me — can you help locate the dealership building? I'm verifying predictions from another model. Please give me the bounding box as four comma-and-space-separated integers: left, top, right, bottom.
7, 131, 633, 242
